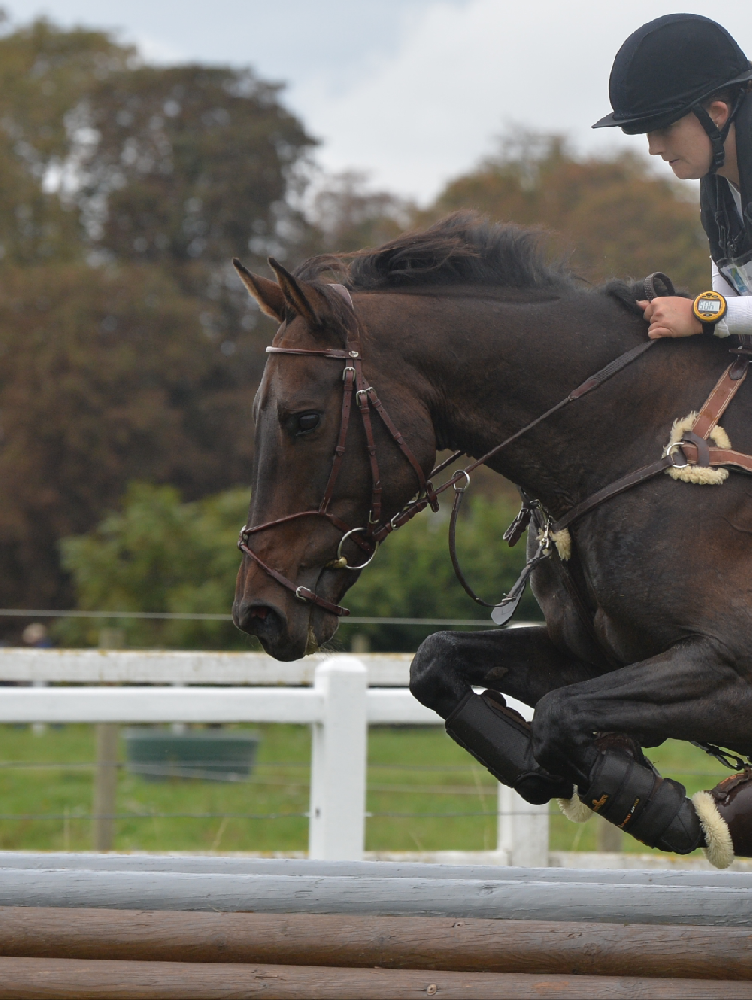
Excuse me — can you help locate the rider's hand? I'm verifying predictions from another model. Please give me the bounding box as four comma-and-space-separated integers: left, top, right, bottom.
636, 296, 703, 339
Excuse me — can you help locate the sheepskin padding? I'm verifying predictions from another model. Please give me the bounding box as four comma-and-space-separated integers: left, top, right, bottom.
666, 412, 729, 485
557, 795, 593, 823
551, 528, 571, 561
692, 790, 735, 869
537, 527, 572, 561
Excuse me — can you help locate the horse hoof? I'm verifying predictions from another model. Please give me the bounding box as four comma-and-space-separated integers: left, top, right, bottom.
694, 769, 752, 869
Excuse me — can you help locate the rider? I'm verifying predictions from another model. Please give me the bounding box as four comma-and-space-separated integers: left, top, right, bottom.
593, 13, 752, 340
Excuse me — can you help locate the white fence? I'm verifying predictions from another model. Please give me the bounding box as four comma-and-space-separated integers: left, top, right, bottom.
0, 649, 547, 865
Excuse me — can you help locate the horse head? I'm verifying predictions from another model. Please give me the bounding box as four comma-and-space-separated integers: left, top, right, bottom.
232, 257, 437, 660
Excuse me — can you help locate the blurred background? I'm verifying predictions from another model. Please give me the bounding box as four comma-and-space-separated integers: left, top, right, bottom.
0, 1, 745, 650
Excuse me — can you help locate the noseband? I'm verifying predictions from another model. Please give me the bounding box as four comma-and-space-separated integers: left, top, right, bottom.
238, 285, 438, 617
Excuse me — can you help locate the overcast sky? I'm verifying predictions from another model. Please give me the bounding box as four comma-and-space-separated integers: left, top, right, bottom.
9, 1, 752, 203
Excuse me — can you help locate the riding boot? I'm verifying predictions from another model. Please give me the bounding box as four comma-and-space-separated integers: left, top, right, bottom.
578, 738, 704, 855
444, 689, 573, 804
693, 769, 752, 869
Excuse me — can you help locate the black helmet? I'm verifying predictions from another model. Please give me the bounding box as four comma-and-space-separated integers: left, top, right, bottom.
592, 14, 752, 171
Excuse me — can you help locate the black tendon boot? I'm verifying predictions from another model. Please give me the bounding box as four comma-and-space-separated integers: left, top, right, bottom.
444, 690, 573, 804
579, 736, 703, 855
693, 768, 752, 869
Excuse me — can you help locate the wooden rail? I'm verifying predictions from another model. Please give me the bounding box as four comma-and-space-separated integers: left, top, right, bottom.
1, 860, 750, 997
1, 957, 749, 999
0, 908, 750, 980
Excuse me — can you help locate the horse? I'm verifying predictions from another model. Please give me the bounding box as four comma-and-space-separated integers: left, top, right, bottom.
232, 211, 752, 868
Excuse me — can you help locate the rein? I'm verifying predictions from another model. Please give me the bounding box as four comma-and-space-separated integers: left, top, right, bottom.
239, 278, 670, 618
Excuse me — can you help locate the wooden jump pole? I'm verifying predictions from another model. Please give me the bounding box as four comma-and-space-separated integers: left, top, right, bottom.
1, 867, 750, 925
0, 908, 750, 981
0, 957, 750, 1000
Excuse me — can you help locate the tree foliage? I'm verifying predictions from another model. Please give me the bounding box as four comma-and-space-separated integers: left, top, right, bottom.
58, 483, 251, 649
0, 263, 262, 608
0, 16, 315, 617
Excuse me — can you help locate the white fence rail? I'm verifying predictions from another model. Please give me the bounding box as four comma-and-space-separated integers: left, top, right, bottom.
0, 649, 547, 865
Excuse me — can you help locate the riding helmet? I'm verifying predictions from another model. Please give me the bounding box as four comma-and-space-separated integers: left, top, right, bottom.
593, 14, 752, 134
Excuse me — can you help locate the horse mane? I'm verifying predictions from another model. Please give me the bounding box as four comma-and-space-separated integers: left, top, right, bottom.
295, 211, 575, 293
294, 210, 671, 313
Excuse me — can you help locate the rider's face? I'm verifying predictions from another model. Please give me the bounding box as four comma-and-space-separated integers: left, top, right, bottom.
646, 112, 713, 179
646, 101, 731, 180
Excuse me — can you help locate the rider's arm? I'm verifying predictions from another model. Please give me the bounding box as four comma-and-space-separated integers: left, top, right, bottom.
712, 261, 752, 337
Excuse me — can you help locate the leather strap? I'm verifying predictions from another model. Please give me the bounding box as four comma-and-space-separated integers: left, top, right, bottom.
692, 358, 748, 439
552, 354, 751, 535
553, 457, 674, 533
239, 542, 351, 617
680, 442, 752, 474
266, 346, 354, 359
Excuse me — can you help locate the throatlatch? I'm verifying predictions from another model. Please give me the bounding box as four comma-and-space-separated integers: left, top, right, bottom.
445, 690, 573, 804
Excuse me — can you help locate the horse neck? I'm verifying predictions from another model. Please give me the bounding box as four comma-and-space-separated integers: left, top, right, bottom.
357, 288, 703, 517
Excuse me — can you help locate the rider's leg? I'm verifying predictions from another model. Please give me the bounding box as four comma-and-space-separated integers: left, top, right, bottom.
532, 638, 752, 864
410, 626, 598, 803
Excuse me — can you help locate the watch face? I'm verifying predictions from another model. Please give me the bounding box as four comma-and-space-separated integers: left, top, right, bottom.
697, 299, 723, 317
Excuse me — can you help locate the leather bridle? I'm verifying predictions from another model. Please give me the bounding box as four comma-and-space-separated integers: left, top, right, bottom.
238, 285, 439, 617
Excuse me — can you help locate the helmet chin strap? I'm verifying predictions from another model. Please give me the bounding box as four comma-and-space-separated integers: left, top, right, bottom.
692, 88, 747, 173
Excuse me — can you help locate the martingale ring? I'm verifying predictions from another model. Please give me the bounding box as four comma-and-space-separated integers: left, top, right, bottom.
336, 527, 379, 571
662, 440, 689, 469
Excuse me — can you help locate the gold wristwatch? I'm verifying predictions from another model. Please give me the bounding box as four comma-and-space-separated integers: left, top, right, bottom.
693, 290, 727, 331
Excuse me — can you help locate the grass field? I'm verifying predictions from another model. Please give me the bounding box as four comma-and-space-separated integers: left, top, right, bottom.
0, 722, 733, 856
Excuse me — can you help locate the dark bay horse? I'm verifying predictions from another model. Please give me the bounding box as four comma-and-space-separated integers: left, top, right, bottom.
233, 213, 752, 866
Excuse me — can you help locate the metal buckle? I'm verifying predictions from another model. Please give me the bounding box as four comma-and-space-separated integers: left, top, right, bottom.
342, 366, 356, 381
336, 526, 379, 571
662, 441, 689, 469
295, 586, 309, 602
453, 471, 471, 493
538, 520, 552, 552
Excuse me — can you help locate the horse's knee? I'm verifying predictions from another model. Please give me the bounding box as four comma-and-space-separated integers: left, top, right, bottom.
409, 631, 470, 718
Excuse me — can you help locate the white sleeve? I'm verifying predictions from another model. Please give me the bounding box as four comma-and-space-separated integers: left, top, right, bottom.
711, 260, 746, 338
712, 261, 739, 297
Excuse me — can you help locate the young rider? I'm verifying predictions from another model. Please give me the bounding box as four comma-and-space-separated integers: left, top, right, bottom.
593, 14, 752, 340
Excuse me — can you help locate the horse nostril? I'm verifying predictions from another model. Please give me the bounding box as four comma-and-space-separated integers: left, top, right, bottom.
250, 606, 269, 620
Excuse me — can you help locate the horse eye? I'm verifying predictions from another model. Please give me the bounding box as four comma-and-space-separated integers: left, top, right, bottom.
296, 412, 320, 434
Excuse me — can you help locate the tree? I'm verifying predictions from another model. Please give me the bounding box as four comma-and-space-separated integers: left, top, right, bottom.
0, 16, 130, 265
0, 16, 316, 616
423, 133, 710, 293
58, 483, 251, 649
306, 171, 414, 254
0, 262, 265, 609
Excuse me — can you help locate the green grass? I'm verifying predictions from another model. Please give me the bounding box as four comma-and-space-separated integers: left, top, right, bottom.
0, 723, 732, 855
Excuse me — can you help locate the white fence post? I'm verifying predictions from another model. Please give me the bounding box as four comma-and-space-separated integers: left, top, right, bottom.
497, 784, 550, 867
308, 656, 367, 861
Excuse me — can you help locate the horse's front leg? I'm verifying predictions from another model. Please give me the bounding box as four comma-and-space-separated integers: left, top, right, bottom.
410, 626, 599, 804
532, 638, 752, 864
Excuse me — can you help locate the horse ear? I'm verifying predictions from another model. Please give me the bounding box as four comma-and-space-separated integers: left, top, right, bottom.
232, 258, 285, 321
268, 257, 320, 328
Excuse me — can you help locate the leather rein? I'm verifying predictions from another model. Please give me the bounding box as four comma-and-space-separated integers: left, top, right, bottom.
240, 273, 740, 619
